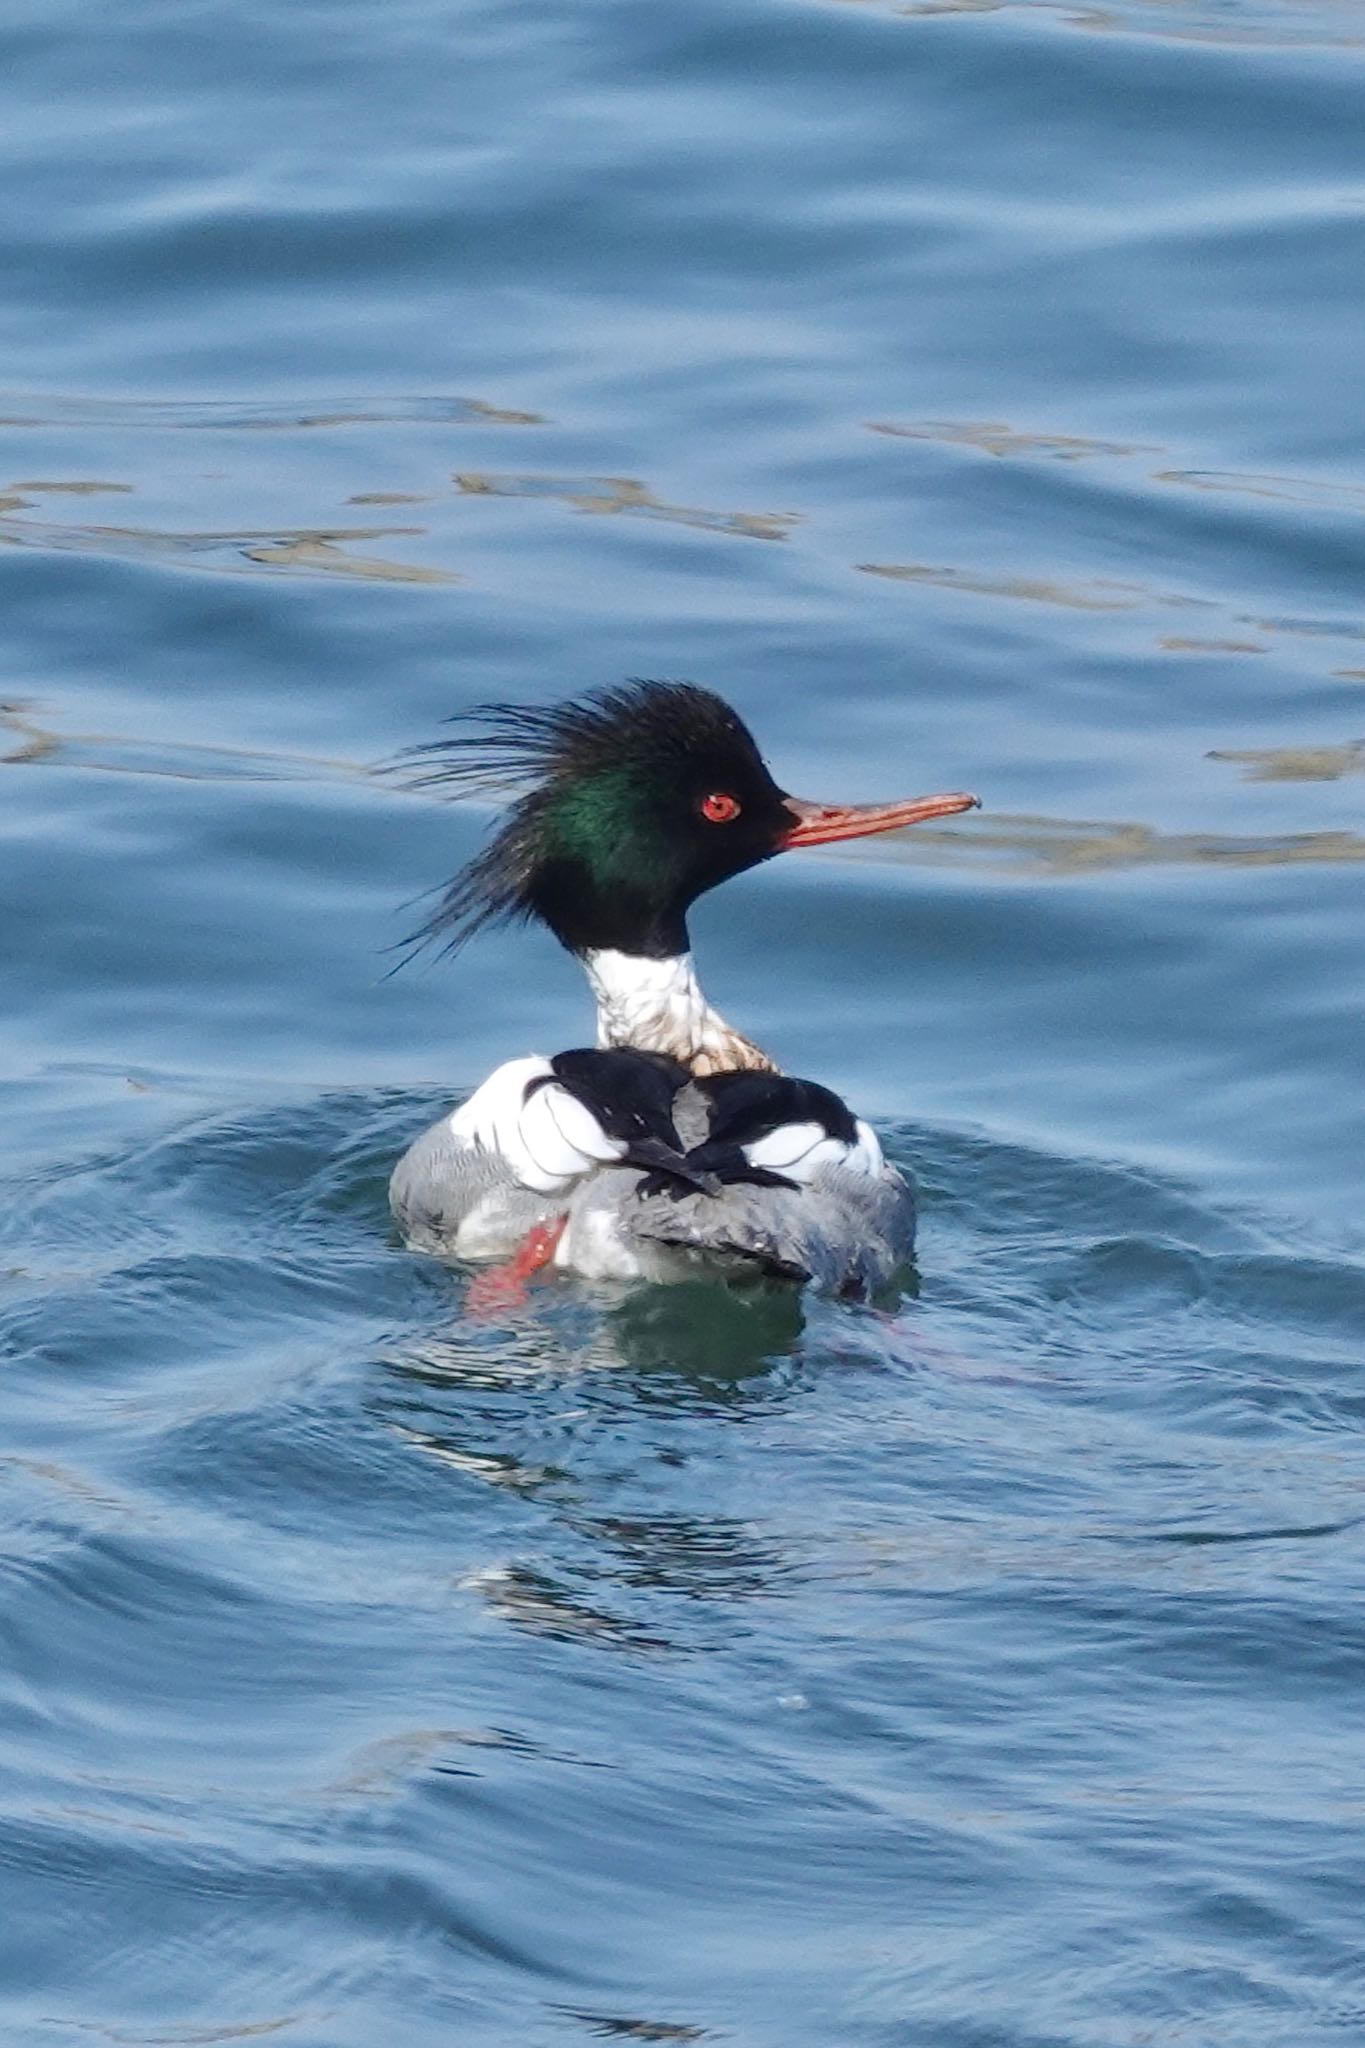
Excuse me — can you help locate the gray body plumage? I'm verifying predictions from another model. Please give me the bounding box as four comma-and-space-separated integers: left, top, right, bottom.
389, 1112, 554, 1257
390, 1077, 915, 1295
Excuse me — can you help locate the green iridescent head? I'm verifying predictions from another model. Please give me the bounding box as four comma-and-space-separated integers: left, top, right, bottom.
402, 680, 796, 959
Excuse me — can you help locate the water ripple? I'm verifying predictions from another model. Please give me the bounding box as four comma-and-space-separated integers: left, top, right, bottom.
0, 511, 455, 583
454, 471, 799, 541
4, 1076, 1363, 2043
0, 393, 546, 430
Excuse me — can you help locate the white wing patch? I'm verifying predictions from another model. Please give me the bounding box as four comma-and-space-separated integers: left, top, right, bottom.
446, 1061, 887, 1200
743, 1116, 885, 1187
448, 1056, 626, 1196
853, 1119, 886, 1177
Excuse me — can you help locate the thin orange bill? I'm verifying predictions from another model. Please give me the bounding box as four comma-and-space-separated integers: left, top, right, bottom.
779, 790, 980, 848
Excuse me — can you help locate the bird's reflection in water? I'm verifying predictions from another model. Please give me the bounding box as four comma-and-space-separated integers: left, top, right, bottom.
453, 1559, 675, 1653
384, 1272, 812, 1410
589, 1276, 809, 1400
372, 1274, 831, 1643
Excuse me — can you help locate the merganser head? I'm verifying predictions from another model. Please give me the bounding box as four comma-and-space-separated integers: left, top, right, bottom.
402, 678, 978, 961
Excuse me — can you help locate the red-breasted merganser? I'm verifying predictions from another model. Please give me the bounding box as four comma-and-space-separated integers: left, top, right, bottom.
389, 680, 978, 1297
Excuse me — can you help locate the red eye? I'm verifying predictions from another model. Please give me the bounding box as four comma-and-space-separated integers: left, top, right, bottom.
700, 791, 741, 824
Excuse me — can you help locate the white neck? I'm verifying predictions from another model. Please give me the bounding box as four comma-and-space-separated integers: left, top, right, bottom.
582, 949, 778, 1077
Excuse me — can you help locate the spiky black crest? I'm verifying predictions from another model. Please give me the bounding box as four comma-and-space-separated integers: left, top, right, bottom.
395, 679, 794, 962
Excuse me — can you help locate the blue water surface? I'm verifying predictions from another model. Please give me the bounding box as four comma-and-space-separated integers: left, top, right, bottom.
2, 0, 1364, 2043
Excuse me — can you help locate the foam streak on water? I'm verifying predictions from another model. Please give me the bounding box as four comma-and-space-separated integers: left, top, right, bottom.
2, 0, 1364, 2043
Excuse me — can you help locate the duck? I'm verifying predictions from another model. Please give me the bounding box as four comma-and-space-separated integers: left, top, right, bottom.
389, 679, 978, 1298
